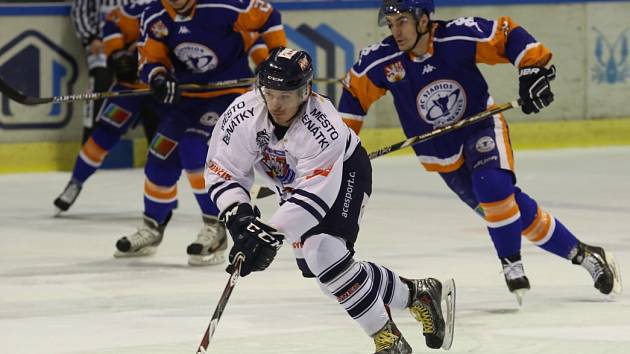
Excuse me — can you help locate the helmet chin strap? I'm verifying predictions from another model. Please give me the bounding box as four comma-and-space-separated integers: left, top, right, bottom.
410, 24, 430, 53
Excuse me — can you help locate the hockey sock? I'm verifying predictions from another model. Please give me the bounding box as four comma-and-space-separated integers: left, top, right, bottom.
472, 168, 522, 258
302, 234, 409, 336
72, 128, 118, 183
515, 188, 579, 258
187, 170, 219, 216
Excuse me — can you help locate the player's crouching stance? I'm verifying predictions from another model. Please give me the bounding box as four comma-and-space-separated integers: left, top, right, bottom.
205, 47, 456, 352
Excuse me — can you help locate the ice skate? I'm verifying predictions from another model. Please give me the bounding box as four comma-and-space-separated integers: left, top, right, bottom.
501, 255, 530, 306
186, 215, 228, 266
403, 277, 456, 350
572, 242, 623, 296
53, 180, 82, 215
114, 214, 167, 257
372, 319, 412, 354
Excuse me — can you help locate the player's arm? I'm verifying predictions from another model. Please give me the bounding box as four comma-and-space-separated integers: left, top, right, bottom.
234, 0, 287, 49
138, 14, 173, 84
474, 16, 556, 114
339, 56, 388, 134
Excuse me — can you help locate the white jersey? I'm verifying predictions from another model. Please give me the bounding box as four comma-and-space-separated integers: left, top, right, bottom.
205, 89, 360, 243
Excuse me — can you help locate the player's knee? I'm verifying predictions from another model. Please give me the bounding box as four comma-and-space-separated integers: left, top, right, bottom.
302, 234, 354, 284
472, 167, 515, 202
514, 188, 539, 229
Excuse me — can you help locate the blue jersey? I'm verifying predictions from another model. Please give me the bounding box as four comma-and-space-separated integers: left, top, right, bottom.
138, 0, 286, 99
339, 16, 552, 172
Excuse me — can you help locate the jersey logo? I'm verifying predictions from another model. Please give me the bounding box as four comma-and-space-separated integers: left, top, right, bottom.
384, 61, 405, 83
178, 25, 191, 34
199, 111, 219, 127
446, 17, 482, 33
173, 43, 218, 73
256, 129, 270, 150
100, 103, 132, 128
261, 148, 296, 185
422, 64, 436, 75
150, 20, 168, 38
306, 165, 333, 180
416, 80, 467, 127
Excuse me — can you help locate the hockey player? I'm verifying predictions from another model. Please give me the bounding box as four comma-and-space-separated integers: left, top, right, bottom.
205, 47, 456, 353
113, 0, 286, 266
338, 0, 622, 304
54, 0, 160, 214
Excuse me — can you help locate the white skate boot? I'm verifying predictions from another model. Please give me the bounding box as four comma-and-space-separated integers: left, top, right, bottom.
186, 215, 228, 266
114, 214, 167, 257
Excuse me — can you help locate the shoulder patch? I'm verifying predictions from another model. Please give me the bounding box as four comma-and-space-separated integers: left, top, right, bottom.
434, 17, 497, 42
352, 37, 403, 77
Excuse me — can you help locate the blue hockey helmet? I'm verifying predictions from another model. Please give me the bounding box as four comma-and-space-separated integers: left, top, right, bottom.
378, 0, 434, 26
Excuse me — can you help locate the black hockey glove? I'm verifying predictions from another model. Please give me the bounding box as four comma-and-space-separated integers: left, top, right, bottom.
150, 73, 180, 104
108, 50, 138, 83
220, 203, 284, 277
518, 65, 556, 114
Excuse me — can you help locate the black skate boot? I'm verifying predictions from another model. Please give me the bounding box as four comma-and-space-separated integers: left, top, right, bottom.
53, 180, 82, 214
186, 215, 228, 266
571, 242, 623, 295
402, 277, 446, 349
501, 254, 530, 306
114, 213, 170, 257
372, 319, 412, 354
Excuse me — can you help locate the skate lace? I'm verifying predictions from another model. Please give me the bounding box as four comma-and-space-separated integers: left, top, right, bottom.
60, 182, 80, 201
410, 304, 434, 334
129, 227, 160, 247
374, 329, 399, 352
196, 223, 222, 246
502, 260, 525, 281
582, 252, 605, 281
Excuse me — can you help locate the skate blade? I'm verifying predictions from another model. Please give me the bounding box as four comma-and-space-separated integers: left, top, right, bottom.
188, 252, 226, 266
605, 252, 623, 296
113, 246, 158, 258
53, 207, 64, 217
511, 288, 528, 307
441, 278, 456, 350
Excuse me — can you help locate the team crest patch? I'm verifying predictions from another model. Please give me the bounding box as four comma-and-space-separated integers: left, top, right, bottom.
384, 61, 405, 83
100, 104, 132, 128
149, 134, 178, 160
475, 136, 496, 153
417, 80, 467, 127
262, 147, 295, 185
150, 20, 168, 38
174, 43, 218, 73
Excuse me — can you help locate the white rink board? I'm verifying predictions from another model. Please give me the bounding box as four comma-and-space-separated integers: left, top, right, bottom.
1, 147, 629, 354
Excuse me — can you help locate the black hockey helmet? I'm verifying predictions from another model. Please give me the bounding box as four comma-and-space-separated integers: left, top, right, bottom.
257, 47, 314, 91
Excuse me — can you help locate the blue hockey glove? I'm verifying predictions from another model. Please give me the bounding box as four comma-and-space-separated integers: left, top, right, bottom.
220, 203, 284, 277
518, 65, 556, 114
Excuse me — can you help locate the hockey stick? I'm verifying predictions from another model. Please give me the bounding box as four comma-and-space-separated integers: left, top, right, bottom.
0, 76, 341, 106
367, 99, 522, 160
196, 254, 245, 354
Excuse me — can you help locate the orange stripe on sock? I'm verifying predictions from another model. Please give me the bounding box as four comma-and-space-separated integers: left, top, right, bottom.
144, 179, 177, 201
186, 171, 206, 190
81, 137, 108, 164
523, 207, 552, 242
480, 193, 519, 223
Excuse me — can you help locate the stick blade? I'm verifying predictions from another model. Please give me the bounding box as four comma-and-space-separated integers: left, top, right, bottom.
0, 76, 50, 105
441, 278, 456, 350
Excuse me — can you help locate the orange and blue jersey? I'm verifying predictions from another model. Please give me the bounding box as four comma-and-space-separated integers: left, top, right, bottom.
138, 0, 286, 99
102, 1, 147, 57
339, 16, 552, 172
